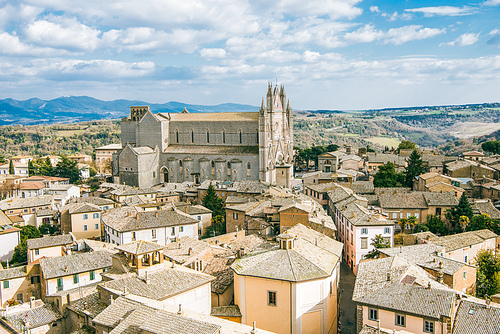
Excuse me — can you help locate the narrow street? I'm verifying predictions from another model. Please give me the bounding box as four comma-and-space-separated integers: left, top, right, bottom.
339, 261, 356, 333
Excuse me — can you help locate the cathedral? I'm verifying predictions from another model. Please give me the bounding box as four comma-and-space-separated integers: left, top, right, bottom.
113, 83, 294, 188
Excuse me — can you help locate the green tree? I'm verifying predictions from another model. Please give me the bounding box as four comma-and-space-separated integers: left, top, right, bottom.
89, 166, 97, 177
475, 250, 500, 298
399, 216, 417, 233
364, 234, 391, 259
202, 183, 225, 217
466, 214, 500, 235
413, 224, 429, 233
201, 215, 226, 239
10, 225, 41, 265
39, 157, 54, 176
0, 156, 5, 164
373, 162, 404, 187
28, 160, 35, 176
55, 155, 81, 183
447, 193, 473, 232
8, 160, 14, 174
404, 149, 425, 189
397, 140, 417, 153
482, 141, 500, 154
39, 223, 59, 235
426, 215, 448, 235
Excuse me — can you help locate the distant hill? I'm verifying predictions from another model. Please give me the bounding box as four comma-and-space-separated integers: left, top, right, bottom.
0, 96, 259, 125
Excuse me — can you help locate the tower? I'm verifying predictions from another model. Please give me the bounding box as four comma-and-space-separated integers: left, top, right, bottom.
259, 83, 294, 184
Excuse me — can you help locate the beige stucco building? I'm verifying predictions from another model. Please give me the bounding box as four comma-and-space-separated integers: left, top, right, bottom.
60, 202, 102, 239
232, 224, 343, 334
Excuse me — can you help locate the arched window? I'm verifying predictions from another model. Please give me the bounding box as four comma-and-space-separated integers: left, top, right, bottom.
191, 130, 194, 144
206, 130, 210, 143
175, 129, 179, 143
179, 160, 183, 174
247, 162, 251, 177
256, 130, 259, 144
211, 161, 215, 175
227, 162, 231, 176
239, 130, 242, 144
222, 130, 226, 144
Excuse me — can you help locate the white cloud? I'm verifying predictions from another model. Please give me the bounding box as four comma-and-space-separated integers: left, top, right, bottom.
442, 33, 480, 47
0, 3, 43, 29
369, 6, 379, 13
200, 48, 227, 59
25, 18, 101, 51
405, 6, 474, 17
345, 25, 383, 43
0, 31, 64, 56
384, 25, 446, 45
484, 0, 500, 5
274, 0, 363, 20
102, 27, 218, 53
344, 25, 445, 45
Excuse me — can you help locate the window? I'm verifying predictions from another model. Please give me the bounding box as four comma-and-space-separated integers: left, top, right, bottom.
361, 238, 368, 249
95, 223, 99, 230
211, 161, 215, 175
384, 227, 391, 234
350, 233, 353, 245
180, 226, 184, 232
191, 130, 194, 143
93, 213, 99, 219
247, 162, 251, 177
171, 227, 175, 235
152, 229, 157, 238
31, 276, 40, 284
268, 291, 277, 306
83, 225, 88, 231
57, 278, 63, 291
415, 212, 419, 219
222, 130, 226, 144
424, 320, 434, 333
239, 130, 242, 144
435, 207, 441, 216
395, 314, 405, 327
179, 160, 183, 174
463, 271, 467, 279
90, 271, 95, 281
35, 249, 40, 255
368, 309, 378, 321
73, 274, 79, 284
83, 214, 88, 220
3, 281, 9, 289
361, 228, 368, 234
233, 212, 239, 220
175, 129, 179, 143
464, 255, 468, 263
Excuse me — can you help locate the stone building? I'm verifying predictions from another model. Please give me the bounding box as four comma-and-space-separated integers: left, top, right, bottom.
113, 84, 294, 188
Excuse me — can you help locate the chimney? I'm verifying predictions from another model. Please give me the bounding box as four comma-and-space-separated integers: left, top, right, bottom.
136, 213, 139, 219
145, 271, 150, 284
177, 304, 183, 315
250, 321, 257, 334
427, 282, 431, 289
155, 211, 158, 218
486, 298, 491, 309
387, 273, 391, 281
110, 296, 114, 305
29, 297, 35, 308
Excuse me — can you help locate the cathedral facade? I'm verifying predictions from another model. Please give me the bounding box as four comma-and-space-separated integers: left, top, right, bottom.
113, 84, 293, 188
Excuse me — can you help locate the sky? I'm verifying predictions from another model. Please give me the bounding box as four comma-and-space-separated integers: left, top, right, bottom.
0, 0, 500, 110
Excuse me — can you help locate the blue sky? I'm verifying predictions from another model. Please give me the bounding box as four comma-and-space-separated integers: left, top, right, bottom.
0, 0, 499, 110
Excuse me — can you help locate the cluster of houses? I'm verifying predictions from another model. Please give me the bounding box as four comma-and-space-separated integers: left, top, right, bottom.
0, 145, 498, 333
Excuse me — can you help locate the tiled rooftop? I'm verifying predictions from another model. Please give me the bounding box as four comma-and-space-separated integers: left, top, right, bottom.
99, 266, 214, 301
102, 208, 198, 232
115, 240, 165, 255
231, 224, 342, 282
27, 234, 74, 250
40, 251, 112, 279
5, 303, 61, 330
